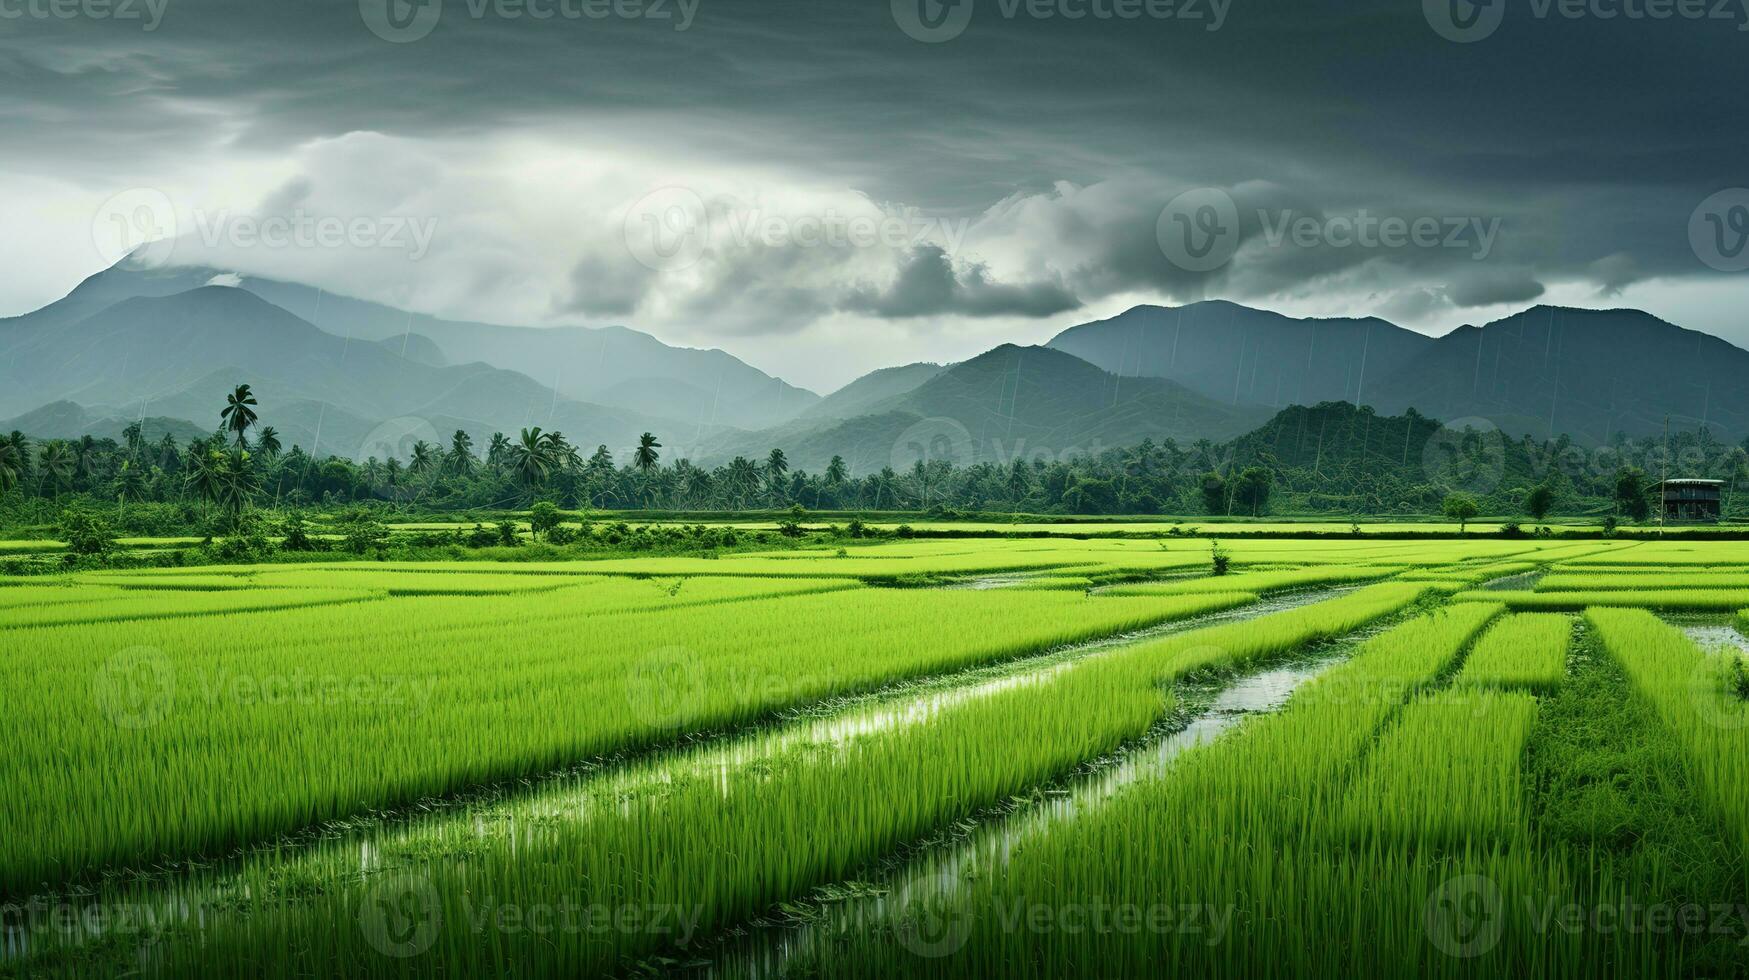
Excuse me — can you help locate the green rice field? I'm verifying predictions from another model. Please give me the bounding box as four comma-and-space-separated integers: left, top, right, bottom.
3, 532, 1748, 978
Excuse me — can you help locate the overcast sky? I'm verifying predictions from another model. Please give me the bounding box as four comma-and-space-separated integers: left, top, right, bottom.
3, 0, 1746, 391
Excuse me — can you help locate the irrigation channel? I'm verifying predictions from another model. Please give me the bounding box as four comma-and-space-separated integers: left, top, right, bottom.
1, 584, 1359, 969
690, 629, 1387, 979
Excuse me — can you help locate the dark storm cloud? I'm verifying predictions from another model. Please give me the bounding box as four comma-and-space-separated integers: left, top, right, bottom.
839, 246, 1079, 319
1445, 268, 1547, 308
2, 0, 1744, 331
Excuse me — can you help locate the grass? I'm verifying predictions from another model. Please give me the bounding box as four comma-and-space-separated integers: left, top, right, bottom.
1585, 607, 1749, 863
14, 581, 1427, 978
0, 581, 1255, 893
13, 537, 1749, 978
1335, 688, 1539, 845
1452, 613, 1572, 690
1452, 589, 1749, 611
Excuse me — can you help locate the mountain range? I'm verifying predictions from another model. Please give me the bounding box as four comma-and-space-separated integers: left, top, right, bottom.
3, 257, 1745, 475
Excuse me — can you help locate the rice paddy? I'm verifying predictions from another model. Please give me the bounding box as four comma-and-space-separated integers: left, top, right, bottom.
4, 533, 1749, 978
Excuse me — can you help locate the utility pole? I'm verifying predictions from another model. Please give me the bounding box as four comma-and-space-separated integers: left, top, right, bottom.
1659, 414, 1669, 537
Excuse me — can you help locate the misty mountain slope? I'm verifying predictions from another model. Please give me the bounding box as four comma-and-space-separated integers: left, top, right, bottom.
0, 286, 703, 458
1048, 301, 1432, 409
0, 401, 210, 446
801, 362, 946, 421
0, 259, 819, 430
215, 269, 820, 430
708, 345, 1271, 474
1366, 306, 1749, 444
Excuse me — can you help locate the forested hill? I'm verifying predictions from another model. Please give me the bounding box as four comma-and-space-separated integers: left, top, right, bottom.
1218, 402, 1746, 515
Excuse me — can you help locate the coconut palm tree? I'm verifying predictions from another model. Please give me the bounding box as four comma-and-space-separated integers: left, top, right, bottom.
634, 432, 662, 473
726, 456, 760, 510
409, 441, 438, 479
2, 432, 30, 490
257, 426, 282, 458
112, 459, 147, 520
0, 439, 20, 496
73, 435, 102, 490
37, 441, 74, 498
221, 384, 259, 447
486, 432, 511, 475
183, 447, 226, 516
448, 430, 476, 476
764, 448, 790, 504
510, 427, 555, 495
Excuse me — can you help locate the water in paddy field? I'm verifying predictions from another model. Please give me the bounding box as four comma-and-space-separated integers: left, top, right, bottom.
1484, 570, 1544, 591
697, 653, 1349, 979
1684, 624, 1749, 656
0, 585, 1355, 968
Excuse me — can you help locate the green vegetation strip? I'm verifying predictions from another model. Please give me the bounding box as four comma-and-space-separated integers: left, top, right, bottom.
1335, 689, 1539, 845
0, 587, 382, 630
1452, 613, 1571, 690
0, 585, 1253, 893
1452, 589, 1749, 611
1585, 608, 1749, 864
798, 603, 1505, 978
40, 583, 1429, 978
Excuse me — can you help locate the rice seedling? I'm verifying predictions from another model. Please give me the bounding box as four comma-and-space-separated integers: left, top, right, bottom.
1451, 589, 1749, 611
785, 604, 1510, 979
1585, 607, 1749, 862
0, 586, 381, 630
1453, 613, 1571, 690
1537, 573, 1749, 591
0, 584, 1253, 892
1097, 565, 1400, 597
1335, 689, 1539, 845
13, 577, 1424, 978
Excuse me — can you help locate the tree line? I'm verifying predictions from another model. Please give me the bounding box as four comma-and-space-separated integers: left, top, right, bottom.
3, 389, 1747, 530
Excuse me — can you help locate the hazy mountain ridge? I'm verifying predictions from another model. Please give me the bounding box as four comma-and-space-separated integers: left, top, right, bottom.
705, 345, 1272, 474
0, 285, 704, 459
1048, 301, 1431, 410
1050, 301, 1749, 445
2, 260, 818, 431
